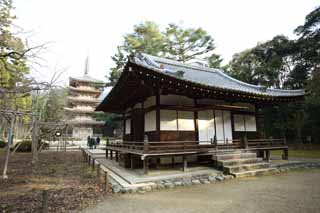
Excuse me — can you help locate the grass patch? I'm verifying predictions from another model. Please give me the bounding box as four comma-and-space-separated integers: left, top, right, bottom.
272, 144, 320, 159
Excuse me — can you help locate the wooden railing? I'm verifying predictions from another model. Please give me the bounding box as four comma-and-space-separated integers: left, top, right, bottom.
105, 138, 287, 154
106, 138, 247, 154
247, 138, 287, 148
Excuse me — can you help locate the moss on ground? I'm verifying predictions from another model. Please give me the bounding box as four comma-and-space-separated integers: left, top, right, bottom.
272, 144, 320, 159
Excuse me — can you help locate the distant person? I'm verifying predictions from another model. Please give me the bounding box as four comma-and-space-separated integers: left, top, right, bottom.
96, 136, 100, 146
92, 137, 96, 149
87, 136, 91, 148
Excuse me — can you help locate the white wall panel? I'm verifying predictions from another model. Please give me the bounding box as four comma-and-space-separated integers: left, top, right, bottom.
144, 110, 156, 132
178, 111, 195, 131
198, 110, 214, 143
215, 110, 225, 142
245, 115, 257, 132
234, 114, 245, 131
223, 111, 233, 142
160, 110, 177, 131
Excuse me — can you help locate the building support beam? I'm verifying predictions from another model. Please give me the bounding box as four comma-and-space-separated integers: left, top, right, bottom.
266, 150, 270, 162
130, 154, 134, 169
156, 88, 161, 141
183, 155, 187, 172
143, 156, 149, 175
115, 151, 119, 162
283, 148, 289, 160
194, 99, 199, 142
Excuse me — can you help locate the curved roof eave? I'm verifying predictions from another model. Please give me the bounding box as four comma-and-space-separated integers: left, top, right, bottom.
131, 53, 305, 98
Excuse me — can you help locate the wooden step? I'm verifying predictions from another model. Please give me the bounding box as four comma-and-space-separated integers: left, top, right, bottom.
214, 152, 257, 161
223, 162, 269, 174
217, 158, 263, 167
231, 168, 277, 178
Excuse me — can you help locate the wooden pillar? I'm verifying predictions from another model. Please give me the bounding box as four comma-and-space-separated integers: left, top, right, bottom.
106, 149, 108, 159
104, 171, 109, 192
266, 150, 270, 162
143, 156, 149, 175
97, 163, 101, 179
122, 113, 126, 140
156, 88, 161, 141
130, 154, 134, 169
91, 158, 95, 171
183, 155, 187, 172
194, 99, 199, 142
283, 148, 288, 160
110, 150, 113, 160
115, 151, 119, 162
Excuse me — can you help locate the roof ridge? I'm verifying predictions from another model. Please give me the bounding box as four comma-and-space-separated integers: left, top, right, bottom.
142, 53, 220, 74
140, 53, 304, 93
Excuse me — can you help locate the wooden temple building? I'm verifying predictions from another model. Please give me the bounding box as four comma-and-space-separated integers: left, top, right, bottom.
96, 54, 305, 175
65, 57, 105, 140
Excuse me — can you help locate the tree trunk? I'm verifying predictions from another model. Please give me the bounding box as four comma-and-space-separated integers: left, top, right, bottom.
2, 115, 15, 179
31, 115, 38, 164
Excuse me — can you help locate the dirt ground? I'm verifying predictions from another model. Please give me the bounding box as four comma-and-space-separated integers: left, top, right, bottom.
86, 169, 320, 213
0, 151, 109, 212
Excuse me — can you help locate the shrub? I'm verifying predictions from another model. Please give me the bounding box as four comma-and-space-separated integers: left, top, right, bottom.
0, 140, 6, 148
15, 140, 32, 152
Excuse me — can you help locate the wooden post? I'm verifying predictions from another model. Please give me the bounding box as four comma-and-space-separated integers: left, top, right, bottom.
156, 88, 160, 141
214, 136, 218, 151
143, 156, 149, 175
42, 190, 48, 213
183, 155, 187, 172
130, 154, 134, 169
88, 155, 91, 165
110, 150, 113, 160
243, 134, 248, 149
106, 138, 109, 159
115, 151, 119, 162
144, 141, 149, 153
104, 171, 109, 192
283, 148, 288, 160
194, 99, 199, 141
266, 150, 270, 162
97, 163, 100, 180
91, 158, 95, 171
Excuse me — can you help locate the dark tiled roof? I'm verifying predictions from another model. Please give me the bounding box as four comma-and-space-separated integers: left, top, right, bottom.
131, 54, 305, 97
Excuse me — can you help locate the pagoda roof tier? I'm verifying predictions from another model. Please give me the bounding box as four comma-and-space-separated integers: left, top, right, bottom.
68, 86, 102, 94
64, 107, 100, 113
67, 96, 100, 104
96, 53, 305, 113
70, 74, 105, 84
67, 120, 105, 125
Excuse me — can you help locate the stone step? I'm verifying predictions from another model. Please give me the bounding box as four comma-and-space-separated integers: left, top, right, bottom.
223, 162, 269, 174
231, 168, 277, 178
213, 152, 257, 161
217, 158, 263, 167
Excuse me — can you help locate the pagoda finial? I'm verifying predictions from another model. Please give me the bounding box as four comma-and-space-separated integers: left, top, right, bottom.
84, 53, 89, 75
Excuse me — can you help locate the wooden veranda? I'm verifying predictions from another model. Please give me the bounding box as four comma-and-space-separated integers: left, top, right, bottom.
104, 138, 288, 174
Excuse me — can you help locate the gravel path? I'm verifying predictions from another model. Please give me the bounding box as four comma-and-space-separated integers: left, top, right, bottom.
85, 169, 320, 213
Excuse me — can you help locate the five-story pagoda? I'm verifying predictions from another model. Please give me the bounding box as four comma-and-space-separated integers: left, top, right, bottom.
65, 57, 105, 140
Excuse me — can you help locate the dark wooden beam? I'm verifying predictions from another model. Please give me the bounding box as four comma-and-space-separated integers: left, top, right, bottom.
156, 88, 160, 141
194, 99, 199, 142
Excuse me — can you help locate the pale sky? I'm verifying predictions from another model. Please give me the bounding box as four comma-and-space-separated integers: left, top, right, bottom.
13, 0, 319, 85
